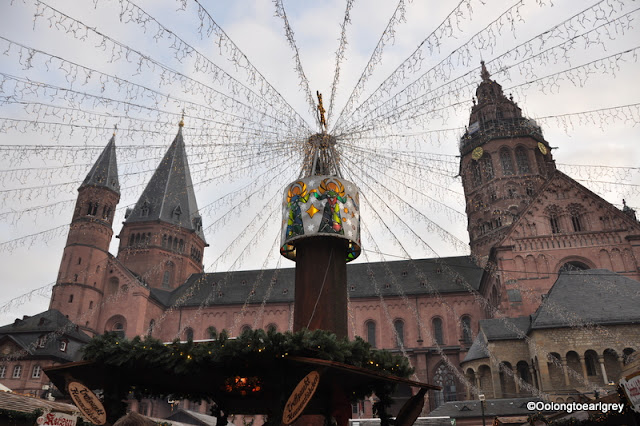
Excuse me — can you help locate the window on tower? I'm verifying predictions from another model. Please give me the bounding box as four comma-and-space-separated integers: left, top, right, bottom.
480, 154, 494, 181
550, 215, 560, 234
515, 146, 530, 174
500, 148, 514, 175
471, 161, 482, 187
141, 201, 150, 217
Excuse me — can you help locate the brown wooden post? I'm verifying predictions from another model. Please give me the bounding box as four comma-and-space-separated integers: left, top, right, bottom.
293, 237, 348, 338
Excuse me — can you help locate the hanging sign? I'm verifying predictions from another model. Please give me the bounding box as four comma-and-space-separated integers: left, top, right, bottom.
37, 412, 77, 426
67, 381, 107, 425
621, 370, 640, 413
282, 371, 320, 425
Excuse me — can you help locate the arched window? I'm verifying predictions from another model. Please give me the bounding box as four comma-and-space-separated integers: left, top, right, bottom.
461, 316, 472, 344
113, 323, 125, 339
184, 327, 194, 341
241, 325, 252, 335
148, 319, 155, 337
140, 201, 150, 217
559, 261, 590, 273
266, 324, 277, 333
480, 155, 494, 181
500, 148, 514, 175
129, 234, 135, 246
549, 213, 560, 234
515, 146, 530, 174
88, 301, 93, 309
208, 326, 217, 339
432, 317, 444, 345
471, 161, 482, 187
585, 350, 598, 376
366, 321, 376, 348
162, 262, 174, 289
433, 364, 457, 407
394, 319, 405, 347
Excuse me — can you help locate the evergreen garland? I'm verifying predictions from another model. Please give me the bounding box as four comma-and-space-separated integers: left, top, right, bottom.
0, 408, 43, 423
82, 329, 414, 420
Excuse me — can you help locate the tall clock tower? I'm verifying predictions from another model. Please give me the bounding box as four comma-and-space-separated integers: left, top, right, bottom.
459, 62, 556, 262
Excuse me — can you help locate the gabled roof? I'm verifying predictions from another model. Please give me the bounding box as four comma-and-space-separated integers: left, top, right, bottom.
149, 256, 483, 308
125, 126, 205, 242
531, 269, 640, 329
0, 310, 91, 361
479, 316, 530, 341
0, 309, 91, 342
80, 134, 119, 194
497, 170, 640, 249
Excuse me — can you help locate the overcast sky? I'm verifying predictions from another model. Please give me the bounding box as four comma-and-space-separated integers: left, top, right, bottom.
0, 0, 639, 325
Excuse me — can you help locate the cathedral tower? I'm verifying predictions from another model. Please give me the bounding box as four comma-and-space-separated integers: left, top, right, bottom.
117, 122, 207, 289
459, 62, 556, 261
50, 134, 120, 335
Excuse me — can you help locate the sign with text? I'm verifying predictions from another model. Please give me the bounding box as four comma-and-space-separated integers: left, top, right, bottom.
67, 381, 107, 425
282, 371, 320, 425
621, 370, 640, 413
37, 412, 77, 426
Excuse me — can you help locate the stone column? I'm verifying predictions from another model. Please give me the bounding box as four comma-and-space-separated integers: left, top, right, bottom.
561, 357, 571, 387
579, 356, 589, 384
598, 356, 609, 384
491, 368, 502, 398
617, 354, 625, 372
536, 358, 552, 391
512, 366, 520, 395
529, 366, 537, 389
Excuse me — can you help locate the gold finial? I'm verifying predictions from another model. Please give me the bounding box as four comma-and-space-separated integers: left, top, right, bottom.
179, 109, 185, 127
316, 91, 326, 131
113, 124, 118, 136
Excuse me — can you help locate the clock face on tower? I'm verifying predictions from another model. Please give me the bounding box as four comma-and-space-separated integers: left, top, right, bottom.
538, 142, 548, 155
472, 146, 484, 161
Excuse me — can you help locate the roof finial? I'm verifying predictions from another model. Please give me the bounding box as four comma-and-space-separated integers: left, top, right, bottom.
316, 91, 327, 132
113, 124, 118, 136
179, 109, 185, 127
480, 60, 491, 82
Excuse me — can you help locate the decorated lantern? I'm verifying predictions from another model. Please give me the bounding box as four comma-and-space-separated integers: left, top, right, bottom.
280, 175, 361, 262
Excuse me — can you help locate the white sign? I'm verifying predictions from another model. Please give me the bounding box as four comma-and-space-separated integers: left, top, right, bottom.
621, 371, 640, 413
469, 121, 480, 134
37, 412, 77, 426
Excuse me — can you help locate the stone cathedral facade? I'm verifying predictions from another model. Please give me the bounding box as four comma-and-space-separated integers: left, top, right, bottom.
1, 65, 639, 419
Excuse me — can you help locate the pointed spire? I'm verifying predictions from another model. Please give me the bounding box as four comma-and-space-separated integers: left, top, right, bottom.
81, 133, 120, 194
480, 60, 490, 82
125, 124, 206, 242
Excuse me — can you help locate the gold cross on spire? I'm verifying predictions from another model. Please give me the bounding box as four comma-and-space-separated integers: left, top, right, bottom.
179, 109, 185, 127
113, 124, 118, 135
316, 91, 326, 131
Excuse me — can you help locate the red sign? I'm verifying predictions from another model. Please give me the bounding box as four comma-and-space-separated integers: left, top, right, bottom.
622, 370, 640, 413
37, 412, 77, 426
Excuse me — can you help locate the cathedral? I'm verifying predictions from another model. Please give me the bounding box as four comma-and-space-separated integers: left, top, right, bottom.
1, 64, 639, 419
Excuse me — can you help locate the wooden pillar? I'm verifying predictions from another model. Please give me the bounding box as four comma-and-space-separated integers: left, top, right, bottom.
293, 237, 348, 338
